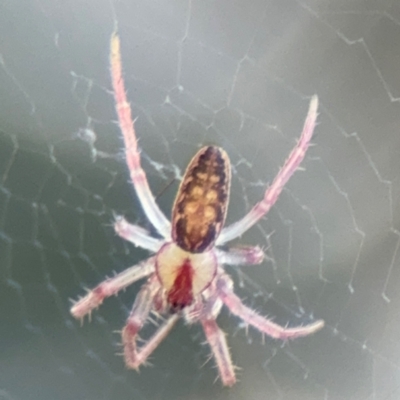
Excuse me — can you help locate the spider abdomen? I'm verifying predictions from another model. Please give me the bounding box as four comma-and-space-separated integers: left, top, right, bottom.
172, 146, 231, 253
156, 243, 217, 310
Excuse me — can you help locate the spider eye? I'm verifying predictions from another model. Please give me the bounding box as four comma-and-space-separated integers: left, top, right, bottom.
171, 146, 231, 252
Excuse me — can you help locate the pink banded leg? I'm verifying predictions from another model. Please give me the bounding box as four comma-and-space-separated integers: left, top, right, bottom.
110, 33, 171, 239
217, 274, 324, 340
123, 279, 178, 368
216, 246, 264, 266
217, 96, 319, 245
201, 319, 236, 386
125, 314, 178, 369
114, 215, 163, 252
70, 257, 155, 319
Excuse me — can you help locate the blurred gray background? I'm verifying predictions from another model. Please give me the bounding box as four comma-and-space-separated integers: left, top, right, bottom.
1, 0, 400, 399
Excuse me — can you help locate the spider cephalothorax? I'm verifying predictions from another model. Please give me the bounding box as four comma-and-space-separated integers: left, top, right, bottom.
71, 32, 324, 387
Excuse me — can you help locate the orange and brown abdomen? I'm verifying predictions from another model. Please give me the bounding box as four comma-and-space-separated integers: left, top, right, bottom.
172, 146, 231, 253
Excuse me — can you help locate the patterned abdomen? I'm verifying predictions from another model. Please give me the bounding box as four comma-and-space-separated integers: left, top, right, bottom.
171, 146, 231, 253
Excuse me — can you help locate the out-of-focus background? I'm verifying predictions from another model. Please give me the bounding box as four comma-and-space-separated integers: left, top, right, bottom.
1, 1, 400, 399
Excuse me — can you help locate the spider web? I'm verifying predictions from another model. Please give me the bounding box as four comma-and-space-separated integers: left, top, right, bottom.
1, 0, 400, 399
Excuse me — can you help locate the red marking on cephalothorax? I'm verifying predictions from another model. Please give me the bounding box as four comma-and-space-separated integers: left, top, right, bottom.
167, 259, 194, 310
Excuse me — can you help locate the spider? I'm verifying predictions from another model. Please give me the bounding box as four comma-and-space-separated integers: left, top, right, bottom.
70, 31, 324, 387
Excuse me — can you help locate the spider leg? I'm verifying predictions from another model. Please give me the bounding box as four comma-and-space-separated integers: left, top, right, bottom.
123, 279, 178, 369
216, 245, 264, 266
201, 319, 236, 387
217, 96, 318, 245
217, 273, 324, 340
70, 257, 155, 319
110, 32, 171, 239
114, 215, 163, 252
